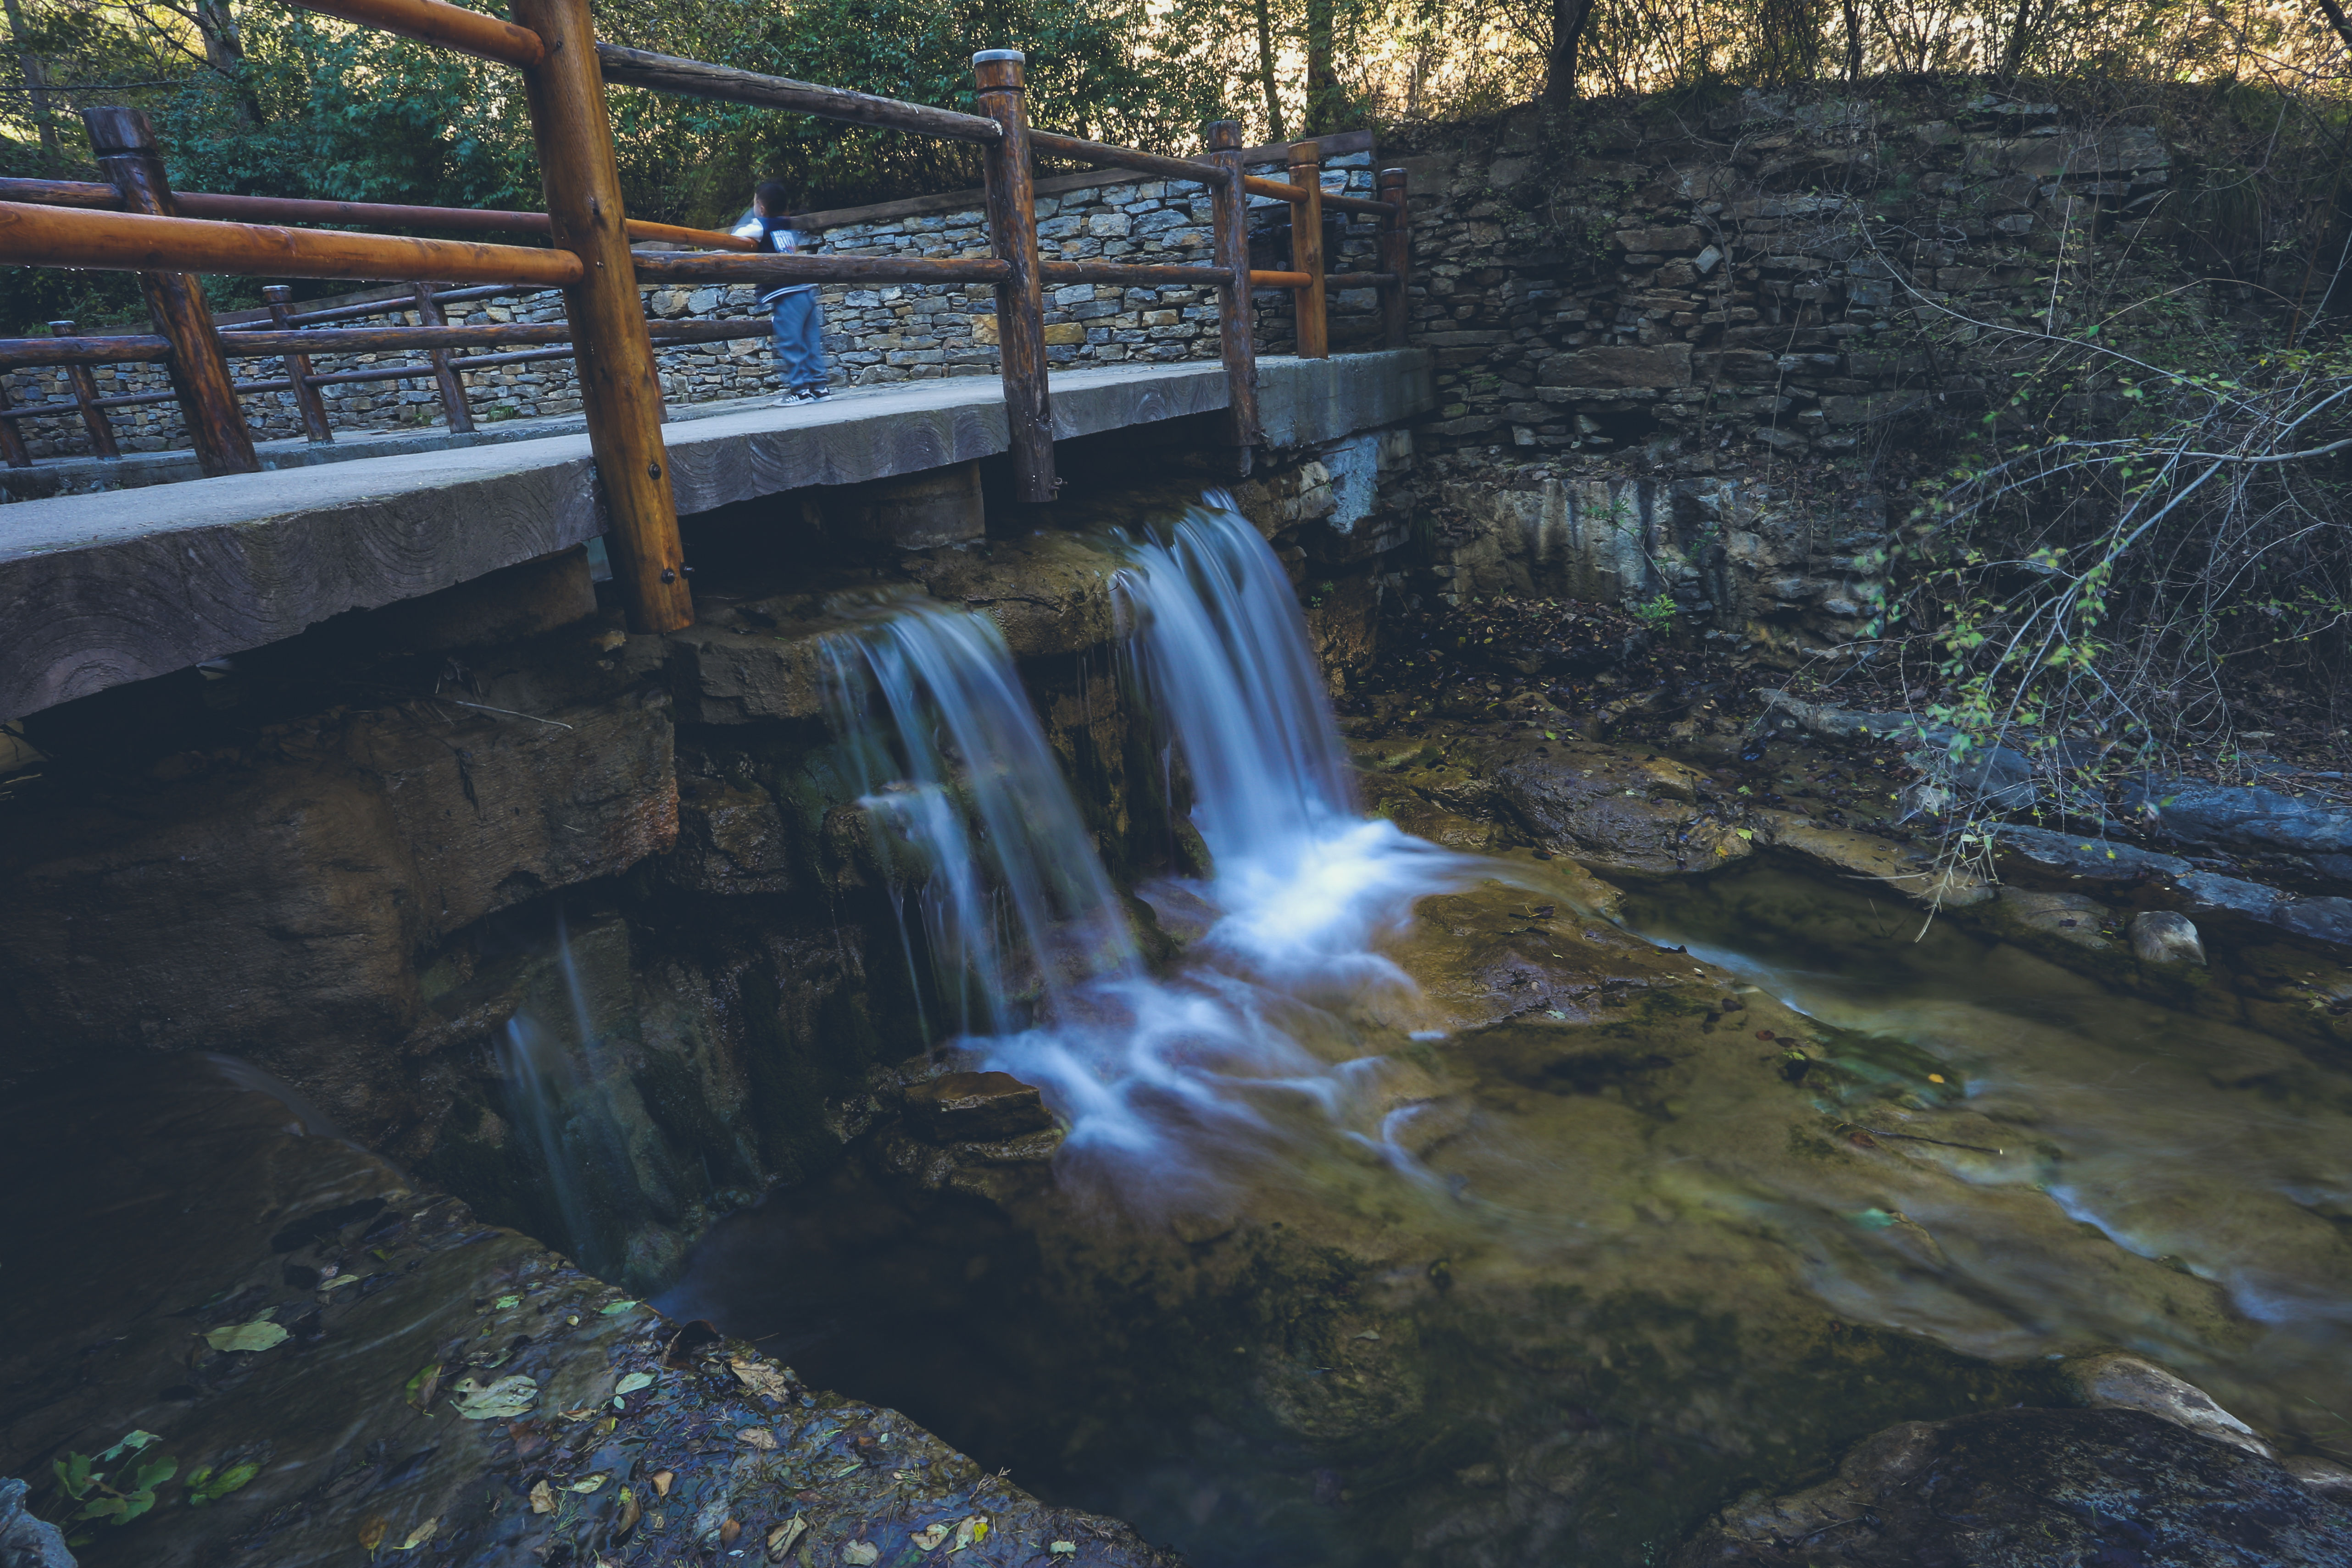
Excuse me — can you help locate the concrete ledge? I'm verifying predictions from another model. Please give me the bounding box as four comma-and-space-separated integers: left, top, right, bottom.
0, 352, 1433, 721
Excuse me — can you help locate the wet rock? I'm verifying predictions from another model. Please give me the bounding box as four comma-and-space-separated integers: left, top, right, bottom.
902, 534, 1123, 662
2122, 776, 2352, 856
1760, 689, 2036, 810
1985, 888, 2119, 955
0, 1056, 1174, 1568
1670, 1407, 2352, 1567
657, 777, 792, 895
2177, 871, 2352, 948
1484, 740, 1746, 877
2061, 1351, 2272, 1457
1992, 822, 2192, 886
0, 1478, 74, 1568
2131, 911, 2207, 966
904, 1071, 1058, 1142
1757, 810, 1991, 907
2289, 1454, 2352, 1502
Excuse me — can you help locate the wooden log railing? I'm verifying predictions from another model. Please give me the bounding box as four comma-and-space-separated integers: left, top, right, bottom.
0, 0, 1417, 634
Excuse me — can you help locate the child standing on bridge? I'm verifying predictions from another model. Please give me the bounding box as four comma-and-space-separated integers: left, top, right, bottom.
733, 181, 831, 405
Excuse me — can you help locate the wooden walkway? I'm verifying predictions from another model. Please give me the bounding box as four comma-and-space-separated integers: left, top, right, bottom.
0, 350, 1431, 721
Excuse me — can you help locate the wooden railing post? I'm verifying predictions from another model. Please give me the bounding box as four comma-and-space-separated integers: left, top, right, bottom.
508, 0, 691, 634
1205, 119, 1260, 469
1287, 139, 1328, 360
0, 381, 32, 469
48, 319, 122, 459
409, 282, 476, 433
263, 285, 334, 443
1378, 167, 1410, 350
974, 48, 1055, 503
80, 106, 259, 476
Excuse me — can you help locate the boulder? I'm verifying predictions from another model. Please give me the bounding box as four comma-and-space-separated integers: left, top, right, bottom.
0, 1478, 73, 1568
2060, 1351, 2271, 1457
903, 1070, 1058, 1142
2122, 777, 2352, 856
2131, 910, 2206, 966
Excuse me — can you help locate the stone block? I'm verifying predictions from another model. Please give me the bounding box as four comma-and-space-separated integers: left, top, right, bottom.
1616, 224, 1704, 253
1538, 343, 1692, 389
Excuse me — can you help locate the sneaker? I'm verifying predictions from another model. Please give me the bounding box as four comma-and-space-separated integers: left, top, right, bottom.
806, 385, 831, 401
774, 389, 811, 407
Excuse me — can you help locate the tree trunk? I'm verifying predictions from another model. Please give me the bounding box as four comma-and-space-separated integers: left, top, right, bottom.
193, 0, 263, 125
2317, 0, 2352, 57
1998, 0, 2043, 79
1840, 0, 1864, 79
1, 0, 59, 166
1252, 0, 1285, 141
1546, 0, 1595, 105
1303, 0, 1336, 134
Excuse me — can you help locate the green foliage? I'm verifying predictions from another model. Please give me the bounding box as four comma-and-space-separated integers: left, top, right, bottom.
1632, 592, 1679, 632
52, 1431, 176, 1526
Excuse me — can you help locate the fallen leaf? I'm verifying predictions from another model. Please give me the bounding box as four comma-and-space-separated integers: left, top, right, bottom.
1049, 1543, 1078, 1557
720, 1518, 742, 1546
737, 1427, 778, 1451
1352, 1330, 1381, 1341
843, 1544, 880, 1566
617, 1490, 641, 1535
558, 1407, 596, 1423
495, 1294, 522, 1309
529, 1480, 555, 1515
651, 1469, 675, 1498
359, 1516, 389, 1554
400, 1516, 440, 1551
768, 1517, 809, 1560
599, 1300, 639, 1316
614, 1371, 655, 1396
951, 1516, 989, 1552
912, 1523, 950, 1551
205, 1319, 289, 1353
569, 1473, 608, 1494
322, 1273, 362, 1290
450, 1373, 539, 1421
730, 1357, 790, 1399
404, 1363, 443, 1412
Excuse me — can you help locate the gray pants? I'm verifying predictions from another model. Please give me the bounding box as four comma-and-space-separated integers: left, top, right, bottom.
769, 290, 826, 391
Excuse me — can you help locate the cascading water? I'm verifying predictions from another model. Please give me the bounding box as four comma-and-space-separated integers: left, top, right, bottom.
819, 495, 1474, 1202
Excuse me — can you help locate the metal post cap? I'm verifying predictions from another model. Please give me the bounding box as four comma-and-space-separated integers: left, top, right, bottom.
972, 49, 1026, 63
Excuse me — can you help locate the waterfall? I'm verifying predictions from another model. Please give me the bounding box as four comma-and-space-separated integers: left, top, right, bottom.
822, 596, 1140, 1037
821, 495, 1473, 1201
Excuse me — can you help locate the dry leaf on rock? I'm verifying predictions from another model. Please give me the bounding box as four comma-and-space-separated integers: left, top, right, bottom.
912, 1523, 950, 1551
737, 1427, 778, 1450
843, 1544, 880, 1566
358, 1516, 388, 1554
570, 1473, 610, 1494
529, 1480, 556, 1515
767, 1517, 809, 1561
404, 1363, 443, 1412
614, 1371, 655, 1396
618, 1489, 642, 1535
450, 1373, 538, 1420
558, 1407, 596, 1422
730, 1357, 789, 1398
720, 1519, 743, 1546
204, 1319, 289, 1353
400, 1517, 440, 1550
951, 1516, 989, 1552
651, 1469, 675, 1497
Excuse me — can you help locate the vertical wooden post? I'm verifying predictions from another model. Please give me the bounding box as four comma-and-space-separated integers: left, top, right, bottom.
1205, 119, 1260, 469
0, 380, 32, 470
974, 48, 1055, 504
48, 322, 122, 459
508, 0, 690, 633
409, 282, 477, 434
1287, 139, 1329, 360
264, 285, 334, 443
80, 106, 258, 476
1378, 166, 1411, 350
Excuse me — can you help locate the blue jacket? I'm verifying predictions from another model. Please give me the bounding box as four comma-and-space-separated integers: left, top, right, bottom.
730, 207, 814, 305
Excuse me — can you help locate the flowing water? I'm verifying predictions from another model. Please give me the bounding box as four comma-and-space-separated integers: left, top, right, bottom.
653, 494, 2352, 1564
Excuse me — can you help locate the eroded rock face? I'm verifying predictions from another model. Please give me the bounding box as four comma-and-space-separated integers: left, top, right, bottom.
1669, 1408, 2352, 1567
0, 1058, 1179, 1568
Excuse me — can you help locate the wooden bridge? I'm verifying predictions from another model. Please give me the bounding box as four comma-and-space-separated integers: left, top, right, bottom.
0, 0, 1431, 722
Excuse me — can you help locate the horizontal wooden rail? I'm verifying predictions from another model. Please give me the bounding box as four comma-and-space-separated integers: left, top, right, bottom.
1250, 269, 1311, 288
0, 178, 751, 251
0, 203, 585, 288
1028, 130, 1226, 186
1245, 175, 1312, 204
1322, 192, 1398, 217
595, 44, 1002, 144
218, 282, 523, 332
0, 334, 170, 368
292, 0, 545, 69
1040, 260, 1227, 286
631, 250, 1011, 285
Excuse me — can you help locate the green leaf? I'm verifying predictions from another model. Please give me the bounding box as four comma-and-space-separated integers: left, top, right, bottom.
449, 1373, 539, 1421
132, 1457, 177, 1492
598, 1300, 639, 1316
97, 1431, 161, 1462
494, 1295, 521, 1310
189, 1463, 259, 1506
206, 1320, 290, 1354
613, 1371, 655, 1397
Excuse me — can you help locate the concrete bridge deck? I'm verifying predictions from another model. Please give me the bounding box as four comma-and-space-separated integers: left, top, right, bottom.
0, 350, 1432, 721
